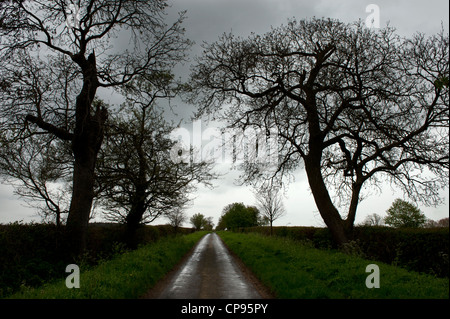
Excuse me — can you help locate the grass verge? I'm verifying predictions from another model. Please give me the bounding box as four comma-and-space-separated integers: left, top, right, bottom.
8, 231, 208, 299
218, 231, 449, 299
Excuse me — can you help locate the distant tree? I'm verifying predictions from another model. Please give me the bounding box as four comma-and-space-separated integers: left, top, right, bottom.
424, 217, 449, 228
166, 208, 187, 231
384, 199, 427, 228
203, 217, 215, 231
246, 205, 260, 227
437, 217, 449, 228
190, 213, 207, 231
361, 213, 384, 226
257, 215, 270, 226
217, 203, 259, 230
254, 186, 286, 235
424, 219, 438, 228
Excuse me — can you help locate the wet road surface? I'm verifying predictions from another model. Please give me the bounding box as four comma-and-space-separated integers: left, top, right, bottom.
157, 233, 262, 299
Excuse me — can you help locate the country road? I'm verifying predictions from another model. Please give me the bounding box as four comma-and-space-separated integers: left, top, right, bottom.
151, 233, 264, 299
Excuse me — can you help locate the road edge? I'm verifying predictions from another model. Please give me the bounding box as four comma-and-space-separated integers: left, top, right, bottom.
216, 232, 277, 299
140, 232, 209, 299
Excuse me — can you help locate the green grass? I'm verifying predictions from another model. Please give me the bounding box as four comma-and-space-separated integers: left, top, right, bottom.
8, 231, 208, 299
218, 231, 449, 299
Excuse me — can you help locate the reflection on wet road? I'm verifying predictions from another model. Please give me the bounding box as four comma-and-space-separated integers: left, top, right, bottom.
158, 233, 262, 299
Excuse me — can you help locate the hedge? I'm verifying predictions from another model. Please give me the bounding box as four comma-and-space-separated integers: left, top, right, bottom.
237, 226, 449, 278
0, 222, 194, 298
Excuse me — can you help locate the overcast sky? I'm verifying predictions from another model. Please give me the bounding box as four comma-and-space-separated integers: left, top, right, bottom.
0, 0, 448, 227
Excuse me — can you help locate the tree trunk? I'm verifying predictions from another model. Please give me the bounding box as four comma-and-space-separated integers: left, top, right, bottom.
55, 208, 61, 229
66, 51, 105, 255
304, 157, 349, 246
125, 192, 147, 247
126, 203, 146, 233
345, 181, 363, 232
66, 155, 96, 254
125, 139, 148, 246
66, 113, 105, 254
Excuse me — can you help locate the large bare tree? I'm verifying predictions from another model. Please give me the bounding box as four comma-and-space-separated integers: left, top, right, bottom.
0, 0, 191, 253
189, 18, 449, 246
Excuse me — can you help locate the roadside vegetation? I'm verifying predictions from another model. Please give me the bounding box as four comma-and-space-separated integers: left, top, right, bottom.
218, 231, 449, 299
230, 199, 449, 278
0, 222, 198, 298
237, 225, 449, 278
8, 231, 207, 299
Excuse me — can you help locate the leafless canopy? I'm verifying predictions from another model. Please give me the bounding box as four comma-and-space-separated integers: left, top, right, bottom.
254, 185, 286, 234
0, 0, 191, 252
189, 18, 449, 244
1, 0, 190, 140
96, 76, 216, 229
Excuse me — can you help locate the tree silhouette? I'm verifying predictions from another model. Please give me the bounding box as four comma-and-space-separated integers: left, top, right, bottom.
189, 18, 449, 246
0, 0, 191, 253
254, 185, 286, 235
96, 77, 215, 240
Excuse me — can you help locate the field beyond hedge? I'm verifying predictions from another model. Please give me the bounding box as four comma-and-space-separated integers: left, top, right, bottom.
218, 231, 449, 299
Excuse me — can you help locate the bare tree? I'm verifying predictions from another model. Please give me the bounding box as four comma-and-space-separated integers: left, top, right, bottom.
425, 217, 450, 228
0, 51, 79, 226
0, 0, 191, 253
254, 185, 286, 235
0, 133, 72, 227
438, 217, 450, 228
166, 208, 187, 231
361, 213, 384, 227
189, 18, 449, 246
96, 76, 216, 239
